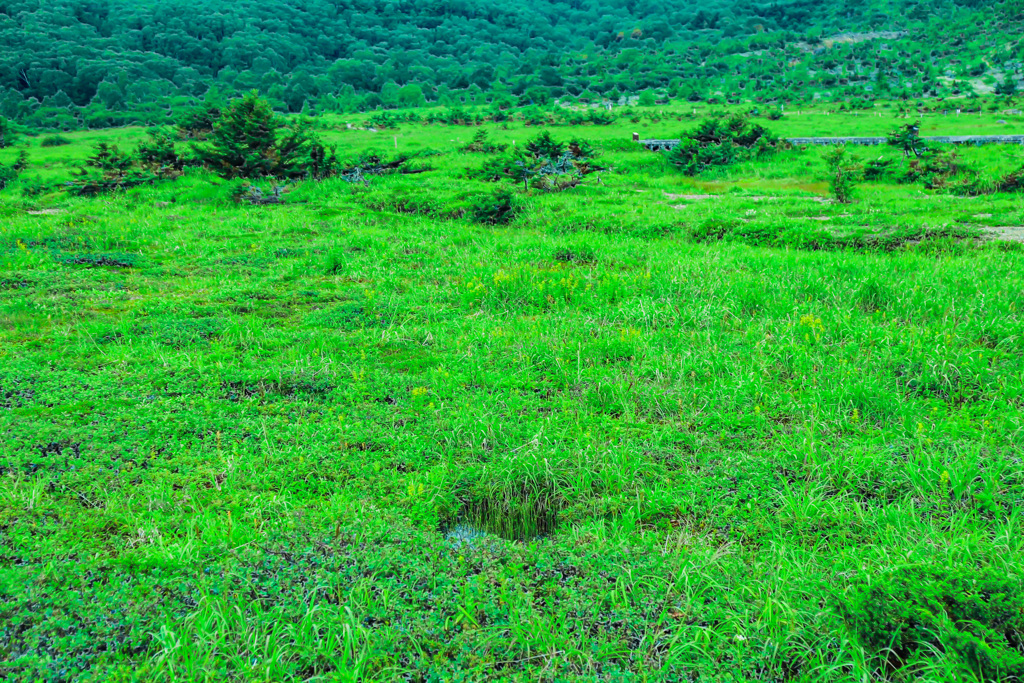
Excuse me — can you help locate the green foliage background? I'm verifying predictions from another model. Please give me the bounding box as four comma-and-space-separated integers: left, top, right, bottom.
1, 0, 1023, 128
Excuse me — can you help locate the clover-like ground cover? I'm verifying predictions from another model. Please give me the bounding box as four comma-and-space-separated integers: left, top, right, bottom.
2, 109, 1024, 681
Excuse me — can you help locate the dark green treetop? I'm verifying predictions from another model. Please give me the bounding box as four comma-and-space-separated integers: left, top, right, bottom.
193, 91, 311, 179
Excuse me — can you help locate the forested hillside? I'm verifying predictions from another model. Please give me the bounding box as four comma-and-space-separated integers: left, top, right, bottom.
1, 0, 1022, 128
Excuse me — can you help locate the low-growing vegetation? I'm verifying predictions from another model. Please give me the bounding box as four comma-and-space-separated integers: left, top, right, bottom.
667, 114, 779, 175
1, 95, 1024, 682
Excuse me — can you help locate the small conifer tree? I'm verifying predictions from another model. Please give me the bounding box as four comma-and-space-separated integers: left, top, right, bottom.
194, 91, 311, 179
306, 138, 340, 180
995, 74, 1018, 97
177, 102, 221, 140
824, 146, 860, 204
13, 150, 29, 172
0, 163, 16, 190
87, 142, 134, 176
525, 131, 565, 160
887, 121, 926, 158
137, 130, 183, 172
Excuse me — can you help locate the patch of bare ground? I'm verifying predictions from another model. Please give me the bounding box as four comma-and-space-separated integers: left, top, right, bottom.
749, 195, 830, 204
27, 208, 65, 216
791, 31, 907, 52
664, 193, 715, 201
984, 226, 1024, 242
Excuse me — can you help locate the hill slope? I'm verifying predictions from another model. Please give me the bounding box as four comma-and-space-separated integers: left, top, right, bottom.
0, 0, 1022, 128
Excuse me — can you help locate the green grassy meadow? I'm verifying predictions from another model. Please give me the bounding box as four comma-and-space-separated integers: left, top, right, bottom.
2, 106, 1024, 681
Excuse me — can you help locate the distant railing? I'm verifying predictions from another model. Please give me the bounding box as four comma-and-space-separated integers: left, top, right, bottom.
633, 134, 1024, 151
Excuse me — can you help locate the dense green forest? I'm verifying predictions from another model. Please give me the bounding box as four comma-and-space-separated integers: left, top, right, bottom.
1, 0, 1022, 129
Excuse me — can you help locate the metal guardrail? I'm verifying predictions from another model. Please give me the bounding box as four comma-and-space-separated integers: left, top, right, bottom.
637, 135, 1024, 151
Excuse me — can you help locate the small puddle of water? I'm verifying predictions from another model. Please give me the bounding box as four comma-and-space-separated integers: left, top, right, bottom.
442, 498, 559, 545
443, 523, 496, 551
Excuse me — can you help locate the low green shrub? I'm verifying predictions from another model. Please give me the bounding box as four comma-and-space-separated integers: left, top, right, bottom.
0, 162, 16, 190
136, 129, 185, 172
470, 188, 521, 225
40, 135, 72, 147
824, 146, 861, 204
687, 218, 979, 252
12, 150, 29, 172
839, 566, 1024, 679
471, 131, 599, 189
0, 116, 16, 148
995, 164, 1024, 192
863, 157, 896, 180
461, 130, 508, 154
56, 252, 144, 268
87, 142, 134, 174
553, 244, 597, 264
114, 315, 225, 347
667, 114, 779, 176
176, 102, 220, 140
304, 303, 387, 330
